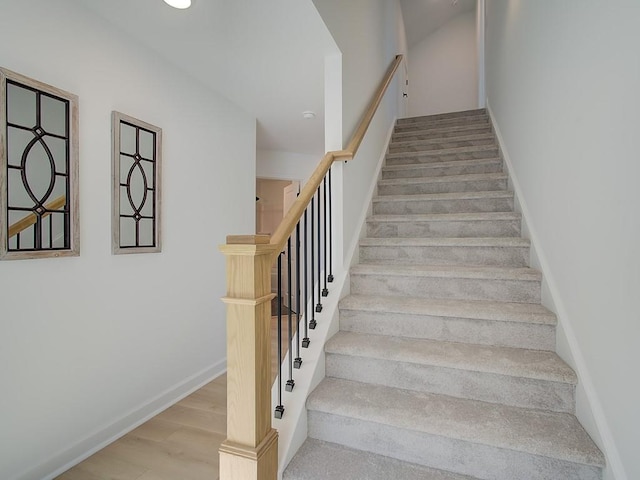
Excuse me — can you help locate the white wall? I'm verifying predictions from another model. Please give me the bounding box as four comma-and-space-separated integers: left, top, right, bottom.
408, 9, 478, 117
256, 149, 318, 186
485, 2, 640, 479
312, 0, 407, 264
0, 2, 256, 479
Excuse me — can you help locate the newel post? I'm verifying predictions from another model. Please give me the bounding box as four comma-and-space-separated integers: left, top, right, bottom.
219, 235, 278, 480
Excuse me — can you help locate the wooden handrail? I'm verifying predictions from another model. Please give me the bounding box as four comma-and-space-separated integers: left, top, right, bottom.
270, 54, 403, 255
8, 194, 66, 239
345, 54, 404, 156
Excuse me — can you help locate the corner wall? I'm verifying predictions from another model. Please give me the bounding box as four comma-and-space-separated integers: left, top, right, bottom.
256, 150, 319, 185
0, 2, 256, 479
485, 2, 640, 479
408, 9, 478, 117
312, 0, 407, 265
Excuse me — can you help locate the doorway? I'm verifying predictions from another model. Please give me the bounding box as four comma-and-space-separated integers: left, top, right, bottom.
256, 177, 300, 305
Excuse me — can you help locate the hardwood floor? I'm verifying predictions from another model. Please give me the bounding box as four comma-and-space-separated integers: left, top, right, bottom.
55, 374, 226, 480
56, 313, 295, 480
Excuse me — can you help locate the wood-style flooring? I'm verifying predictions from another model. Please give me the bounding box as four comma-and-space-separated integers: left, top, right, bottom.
56, 313, 296, 480
55, 374, 226, 480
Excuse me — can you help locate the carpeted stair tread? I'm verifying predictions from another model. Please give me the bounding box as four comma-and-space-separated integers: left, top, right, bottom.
351, 263, 541, 281
307, 378, 605, 467
284, 438, 479, 480
373, 189, 512, 203
369, 211, 520, 222
382, 157, 502, 173
386, 144, 499, 161
395, 114, 489, 131
396, 109, 487, 124
326, 331, 576, 384
371, 190, 514, 215
393, 124, 492, 141
340, 294, 556, 325
389, 132, 496, 149
381, 159, 503, 180
359, 236, 529, 248
389, 132, 495, 153
378, 172, 507, 187
358, 236, 530, 267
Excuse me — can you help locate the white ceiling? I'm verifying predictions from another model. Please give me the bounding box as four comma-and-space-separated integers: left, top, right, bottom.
74, 0, 477, 154
401, 0, 476, 48
76, 0, 338, 155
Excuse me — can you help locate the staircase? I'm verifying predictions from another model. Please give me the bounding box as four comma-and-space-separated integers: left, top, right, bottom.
283, 109, 605, 480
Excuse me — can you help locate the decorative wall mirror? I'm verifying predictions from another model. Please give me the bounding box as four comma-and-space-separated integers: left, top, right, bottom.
111, 111, 162, 254
0, 67, 79, 260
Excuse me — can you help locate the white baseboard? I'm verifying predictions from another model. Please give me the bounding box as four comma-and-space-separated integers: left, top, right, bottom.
487, 99, 626, 480
23, 360, 226, 480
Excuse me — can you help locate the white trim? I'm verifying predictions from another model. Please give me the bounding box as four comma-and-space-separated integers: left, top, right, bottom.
24, 360, 227, 480
487, 99, 626, 480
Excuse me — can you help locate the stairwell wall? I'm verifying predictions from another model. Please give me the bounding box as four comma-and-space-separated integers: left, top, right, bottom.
484, 2, 640, 479
408, 9, 479, 117
256, 150, 318, 186
312, 0, 407, 267
0, 2, 255, 479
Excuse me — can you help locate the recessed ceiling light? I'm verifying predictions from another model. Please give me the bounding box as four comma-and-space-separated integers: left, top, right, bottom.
302, 111, 316, 120
164, 0, 191, 9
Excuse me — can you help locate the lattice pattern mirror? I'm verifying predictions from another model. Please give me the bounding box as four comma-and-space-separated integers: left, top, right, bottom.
111, 111, 162, 254
0, 67, 79, 260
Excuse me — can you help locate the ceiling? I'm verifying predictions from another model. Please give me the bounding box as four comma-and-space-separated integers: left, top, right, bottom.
401, 0, 476, 48
75, 0, 476, 155
76, 0, 338, 155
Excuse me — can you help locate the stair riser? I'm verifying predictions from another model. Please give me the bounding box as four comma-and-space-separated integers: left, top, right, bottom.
373, 197, 514, 215
359, 245, 529, 267
393, 125, 492, 142
350, 274, 541, 303
326, 354, 575, 413
395, 115, 489, 131
378, 178, 507, 196
397, 109, 487, 123
339, 309, 556, 351
284, 439, 475, 480
386, 147, 500, 166
382, 161, 503, 179
389, 137, 495, 154
308, 412, 601, 480
367, 219, 521, 238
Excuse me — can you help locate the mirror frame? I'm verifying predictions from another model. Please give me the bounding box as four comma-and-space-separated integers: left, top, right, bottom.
111, 111, 162, 255
0, 67, 80, 261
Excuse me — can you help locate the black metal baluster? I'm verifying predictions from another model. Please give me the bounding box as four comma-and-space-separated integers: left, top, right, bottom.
274, 253, 285, 419
315, 187, 323, 313
16, 232, 21, 250
34, 220, 39, 249
309, 197, 317, 330
64, 189, 70, 249
328, 168, 334, 283
48, 213, 53, 248
294, 221, 303, 366
322, 176, 329, 297
302, 210, 311, 346
286, 238, 295, 392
